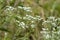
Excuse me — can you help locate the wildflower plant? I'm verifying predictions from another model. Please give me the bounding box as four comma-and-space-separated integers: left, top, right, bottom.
0, 0, 60, 40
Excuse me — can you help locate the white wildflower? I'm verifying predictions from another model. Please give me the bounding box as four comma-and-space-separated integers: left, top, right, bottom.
31, 24, 35, 28
23, 17, 26, 19
46, 34, 50, 39
23, 7, 31, 10
52, 23, 57, 27
16, 20, 20, 23
5, 32, 7, 36
17, 16, 22, 19
31, 21, 34, 23
42, 20, 52, 25
18, 6, 23, 9
6, 6, 15, 10
48, 16, 55, 21
19, 22, 25, 28
42, 28, 48, 31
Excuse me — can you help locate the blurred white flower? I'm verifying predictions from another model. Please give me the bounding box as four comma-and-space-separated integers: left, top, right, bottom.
42, 28, 48, 31
25, 9, 32, 12
53, 28, 56, 30
18, 6, 23, 9
48, 16, 55, 21
18, 6, 32, 12
6, 6, 15, 10
42, 20, 52, 25
5, 32, 7, 36
16, 20, 20, 23
52, 23, 57, 27
36, 16, 40, 18
31, 21, 34, 23
25, 15, 34, 20
26, 25, 29, 28
33, 17, 36, 19
40, 31, 47, 34
17, 16, 22, 19
23, 7, 31, 10
48, 16, 55, 19
26, 14, 29, 16
42, 28, 46, 30
23, 17, 26, 19
46, 34, 50, 39
20, 22, 25, 26
31, 24, 35, 28
19, 22, 25, 28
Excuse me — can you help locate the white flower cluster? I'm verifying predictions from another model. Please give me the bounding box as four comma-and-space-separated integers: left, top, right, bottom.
16, 14, 42, 28
42, 16, 58, 27
6, 6, 15, 11
23, 14, 42, 21
5, 6, 32, 12
41, 16, 60, 40
18, 6, 32, 12
18, 22, 26, 29
47, 16, 57, 22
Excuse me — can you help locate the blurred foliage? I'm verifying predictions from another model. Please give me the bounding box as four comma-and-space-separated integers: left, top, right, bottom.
0, 0, 60, 40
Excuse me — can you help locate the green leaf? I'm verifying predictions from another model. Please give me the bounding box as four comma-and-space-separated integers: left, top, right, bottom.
0, 28, 10, 32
